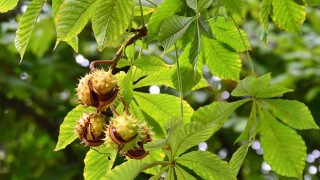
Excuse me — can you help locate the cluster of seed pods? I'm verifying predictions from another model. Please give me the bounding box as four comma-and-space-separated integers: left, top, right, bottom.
74, 68, 152, 159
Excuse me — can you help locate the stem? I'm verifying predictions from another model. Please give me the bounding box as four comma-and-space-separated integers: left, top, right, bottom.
227, 11, 255, 76
138, 0, 145, 27
146, 0, 158, 6
174, 45, 184, 120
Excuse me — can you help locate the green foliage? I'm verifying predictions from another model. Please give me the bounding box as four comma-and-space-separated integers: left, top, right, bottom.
229, 143, 250, 176
0, 0, 19, 13
102, 160, 149, 180
55, 105, 95, 151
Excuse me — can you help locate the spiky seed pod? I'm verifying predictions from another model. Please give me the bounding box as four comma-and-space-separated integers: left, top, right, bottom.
76, 74, 92, 106
110, 114, 139, 141
125, 142, 149, 159
138, 123, 153, 144
75, 112, 107, 147
91, 69, 117, 97
103, 125, 119, 150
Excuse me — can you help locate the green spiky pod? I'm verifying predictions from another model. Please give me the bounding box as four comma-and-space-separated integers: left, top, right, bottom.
91, 69, 117, 97
75, 112, 107, 147
76, 73, 92, 106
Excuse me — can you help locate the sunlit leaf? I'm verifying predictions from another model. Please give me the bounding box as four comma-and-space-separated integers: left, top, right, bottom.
271, 0, 306, 33
15, 0, 46, 60
133, 6, 154, 16
134, 56, 168, 71
259, 0, 271, 44
102, 160, 148, 180
262, 99, 319, 130
303, 0, 320, 6
54, 105, 95, 151
84, 147, 117, 180
133, 69, 173, 88
92, 0, 134, 50
259, 108, 306, 178
175, 165, 197, 180
177, 151, 236, 180
147, 0, 183, 41
189, 21, 201, 69
117, 69, 133, 105
159, 15, 196, 50
235, 101, 257, 143
220, 0, 243, 15
229, 143, 250, 176
0, 0, 19, 13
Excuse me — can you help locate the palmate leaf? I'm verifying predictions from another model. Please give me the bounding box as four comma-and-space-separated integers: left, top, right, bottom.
134, 56, 168, 71
159, 15, 196, 50
189, 21, 201, 69
54, 105, 95, 151
192, 99, 250, 132
0, 0, 19, 13
304, 0, 320, 6
133, 92, 194, 127
84, 147, 117, 180
133, 69, 173, 88
186, 0, 213, 12
102, 160, 148, 180
211, 18, 251, 52
271, 0, 306, 33
220, 0, 243, 15
259, 108, 306, 178
147, 0, 183, 41
262, 99, 319, 130
172, 64, 201, 94
175, 165, 197, 180
235, 101, 257, 143
229, 143, 250, 176
15, 0, 46, 60
177, 151, 236, 180
169, 121, 214, 157
92, 0, 134, 50
56, 0, 96, 41
117, 70, 133, 105
231, 73, 293, 98
259, 0, 272, 44
198, 16, 214, 38
201, 36, 241, 81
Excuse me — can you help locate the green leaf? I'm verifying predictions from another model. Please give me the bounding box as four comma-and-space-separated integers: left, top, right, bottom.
303, 0, 320, 6
117, 69, 133, 105
56, 0, 96, 41
133, 6, 154, 16
133, 92, 194, 127
84, 147, 117, 180
54, 105, 95, 151
231, 74, 293, 98
271, 0, 306, 33
220, 0, 243, 15
170, 122, 214, 157
177, 151, 236, 180
201, 36, 241, 81
198, 16, 214, 38
15, 0, 46, 60
235, 101, 257, 143
116, 58, 132, 68
102, 160, 148, 180
198, 0, 213, 12
92, 0, 134, 50
211, 18, 251, 52
192, 99, 250, 132
165, 117, 184, 135
186, 0, 197, 11
175, 165, 197, 180
0, 0, 19, 13
147, 0, 183, 41
159, 15, 196, 50
171, 64, 201, 94
259, 0, 271, 45
259, 108, 306, 178
262, 99, 319, 130
134, 56, 168, 71
189, 21, 201, 69
133, 69, 173, 88
229, 143, 250, 176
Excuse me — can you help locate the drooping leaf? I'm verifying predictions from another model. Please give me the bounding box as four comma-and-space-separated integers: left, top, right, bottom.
54, 105, 95, 151
235, 101, 257, 143
92, 0, 134, 50
189, 21, 201, 69
0, 0, 19, 13
15, 0, 46, 60
198, 0, 213, 12
158, 15, 196, 50
262, 99, 319, 130
56, 0, 96, 41
220, 0, 243, 15
259, 108, 306, 178
186, 0, 197, 11
259, 0, 271, 44
133, 92, 194, 127
229, 143, 250, 176
201, 36, 241, 81
169, 122, 214, 157
134, 56, 168, 71
117, 69, 133, 105
102, 160, 148, 180
133, 69, 173, 88
198, 16, 214, 38
271, 0, 306, 33
84, 147, 117, 180
192, 99, 250, 133
211, 17, 251, 52
303, 0, 320, 6
231, 74, 293, 98
175, 165, 197, 180
147, 0, 183, 41
177, 151, 236, 180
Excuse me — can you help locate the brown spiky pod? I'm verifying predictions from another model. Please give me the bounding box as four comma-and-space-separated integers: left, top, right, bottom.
75, 112, 107, 147
76, 69, 119, 110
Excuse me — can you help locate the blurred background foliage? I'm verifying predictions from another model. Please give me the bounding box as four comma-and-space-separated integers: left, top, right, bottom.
0, 0, 319, 179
